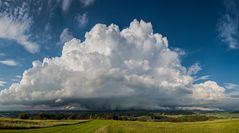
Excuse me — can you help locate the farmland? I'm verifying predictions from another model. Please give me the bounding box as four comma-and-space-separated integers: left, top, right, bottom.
1, 118, 239, 133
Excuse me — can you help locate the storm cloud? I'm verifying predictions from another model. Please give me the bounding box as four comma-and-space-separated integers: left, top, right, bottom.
0, 20, 228, 110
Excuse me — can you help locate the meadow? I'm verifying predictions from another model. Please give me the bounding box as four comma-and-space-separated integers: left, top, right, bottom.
1, 118, 239, 133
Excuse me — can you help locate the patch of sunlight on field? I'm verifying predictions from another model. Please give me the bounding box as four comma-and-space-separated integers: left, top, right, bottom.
1, 119, 239, 133
104, 119, 239, 133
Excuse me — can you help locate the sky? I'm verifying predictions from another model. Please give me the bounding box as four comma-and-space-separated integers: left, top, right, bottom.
0, 0, 239, 111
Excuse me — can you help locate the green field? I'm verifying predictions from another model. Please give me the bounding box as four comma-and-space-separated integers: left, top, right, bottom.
1, 119, 239, 133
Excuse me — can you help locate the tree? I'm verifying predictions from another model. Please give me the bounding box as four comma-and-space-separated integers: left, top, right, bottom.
18, 113, 29, 119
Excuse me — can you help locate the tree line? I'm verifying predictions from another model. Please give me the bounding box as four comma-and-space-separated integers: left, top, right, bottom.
18, 112, 218, 122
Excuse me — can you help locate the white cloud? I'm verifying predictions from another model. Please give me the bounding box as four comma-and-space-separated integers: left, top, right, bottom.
75, 13, 88, 28
11, 75, 22, 82
0, 2, 40, 53
0, 20, 226, 110
57, 0, 95, 13
59, 28, 74, 45
0, 53, 5, 56
224, 83, 239, 89
193, 81, 225, 100
0, 80, 6, 87
61, 0, 72, 13
172, 48, 186, 56
218, 15, 238, 49
187, 63, 201, 75
44, 23, 51, 32
0, 59, 18, 66
80, 0, 95, 7
194, 75, 210, 82
176, 106, 223, 111
55, 98, 62, 103
217, 0, 239, 49
16, 75, 21, 79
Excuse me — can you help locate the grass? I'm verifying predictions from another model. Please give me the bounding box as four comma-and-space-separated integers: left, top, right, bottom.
1, 119, 239, 133
0, 118, 86, 129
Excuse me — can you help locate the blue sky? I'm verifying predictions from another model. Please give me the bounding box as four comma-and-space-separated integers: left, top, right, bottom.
0, 0, 239, 110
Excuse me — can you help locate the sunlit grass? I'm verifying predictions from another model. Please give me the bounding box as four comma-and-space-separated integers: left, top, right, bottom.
0, 118, 86, 129
1, 119, 239, 133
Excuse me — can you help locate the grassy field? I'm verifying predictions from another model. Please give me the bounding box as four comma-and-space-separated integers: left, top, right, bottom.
0, 118, 86, 129
1, 119, 239, 133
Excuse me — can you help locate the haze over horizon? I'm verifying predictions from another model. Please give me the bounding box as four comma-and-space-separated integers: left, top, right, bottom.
0, 0, 239, 111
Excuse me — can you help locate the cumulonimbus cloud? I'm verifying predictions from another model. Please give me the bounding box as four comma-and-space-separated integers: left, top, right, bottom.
0, 20, 227, 110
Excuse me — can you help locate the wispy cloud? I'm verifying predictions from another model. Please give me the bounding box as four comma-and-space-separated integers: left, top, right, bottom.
194, 75, 211, 82
75, 12, 88, 28
217, 0, 239, 49
187, 63, 201, 75
59, 28, 74, 45
11, 75, 22, 82
16, 75, 21, 79
61, 0, 72, 13
0, 53, 5, 56
224, 83, 239, 89
172, 48, 186, 56
0, 80, 6, 87
0, 1, 40, 53
0, 59, 18, 66
58, 0, 95, 13
80, 0, 95, 7
176, 106, 223, 111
